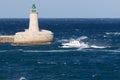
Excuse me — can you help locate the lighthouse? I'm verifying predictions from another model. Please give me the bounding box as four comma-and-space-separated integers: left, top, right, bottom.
13, 4, 54, 45
29, 4, 39, 32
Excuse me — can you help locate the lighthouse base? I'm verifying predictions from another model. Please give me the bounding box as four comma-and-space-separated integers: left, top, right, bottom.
13, 29, 53, 46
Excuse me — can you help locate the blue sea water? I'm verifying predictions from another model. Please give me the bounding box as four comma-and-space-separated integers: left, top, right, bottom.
0, 18, 120, 80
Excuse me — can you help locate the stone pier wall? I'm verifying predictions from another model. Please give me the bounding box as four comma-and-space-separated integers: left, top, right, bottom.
0, 35, 14, 43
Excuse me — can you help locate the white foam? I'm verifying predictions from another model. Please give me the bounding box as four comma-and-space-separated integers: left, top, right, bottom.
77, 36, 88, 41
59, 36, 88, 49
19, 77, 26, 80
90, 45, 107, 49
106, 32, 120, 36
23, 49, 77, 53
60, 39, 89, 48
59, 36, 111, 49
57, 39, 69, 42
57, 36, 88, 43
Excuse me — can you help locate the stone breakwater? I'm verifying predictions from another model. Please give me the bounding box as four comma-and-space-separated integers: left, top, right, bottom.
0, 32, 53, 46
0, 35, 14, 43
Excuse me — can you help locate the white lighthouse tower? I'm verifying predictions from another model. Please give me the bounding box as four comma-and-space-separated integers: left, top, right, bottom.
14, 4, 54, 45
29, 4, 39, 32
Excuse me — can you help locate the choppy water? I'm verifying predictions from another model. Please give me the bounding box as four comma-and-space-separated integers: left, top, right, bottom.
0, 18, 120, 80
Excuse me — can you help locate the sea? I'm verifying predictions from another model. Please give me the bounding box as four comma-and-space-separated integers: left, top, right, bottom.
0, 18, 120, 80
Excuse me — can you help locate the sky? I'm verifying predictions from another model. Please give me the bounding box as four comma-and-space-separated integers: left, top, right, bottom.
0, 0, 120, 18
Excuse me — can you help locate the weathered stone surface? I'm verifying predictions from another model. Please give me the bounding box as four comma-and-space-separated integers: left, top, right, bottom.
0, 36, 14, 43
14, 30, 53, 45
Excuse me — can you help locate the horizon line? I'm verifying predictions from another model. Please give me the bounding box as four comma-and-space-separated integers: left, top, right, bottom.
1, 18, 120, 19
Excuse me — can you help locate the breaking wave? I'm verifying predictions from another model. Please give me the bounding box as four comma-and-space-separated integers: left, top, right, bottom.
57, 36, 88, 43
19, 77, 27, 80
90, 45, 108, 49
106, 32, 120, 36
76, 36, 88, 41
59, 36, 109, 49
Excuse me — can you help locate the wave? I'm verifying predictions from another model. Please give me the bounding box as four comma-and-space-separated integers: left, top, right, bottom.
0, 50, 8, 52
57, 36, 88, 43
90, 45, 108, 49
106, 32, 120, 36
102, 49, 120, 53
59, 36, 109, 49
20, 49, 120, 53
77, 48, 120, 53
0, 48, 120, 53
76, 36, 88, 41
59, 37, 89, 48
0, 49, 77, 53
19, 77, 27, 80
57, 39, 69, 43
22, 49, 77, 53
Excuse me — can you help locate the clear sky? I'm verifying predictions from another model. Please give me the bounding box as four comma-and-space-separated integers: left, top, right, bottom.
0, 0, 120, 18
